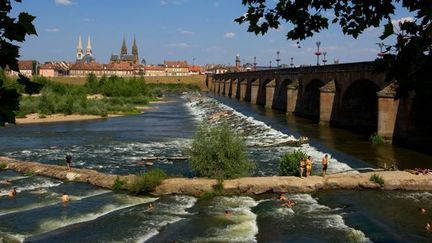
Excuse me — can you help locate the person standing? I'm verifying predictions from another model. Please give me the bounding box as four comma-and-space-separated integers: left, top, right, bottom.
299, 158, 305, 178
306, 156, 312, 177
322, 154, 329, 176
65, 153, 72, 171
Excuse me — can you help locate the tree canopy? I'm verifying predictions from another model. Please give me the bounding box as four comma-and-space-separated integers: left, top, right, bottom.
0, 0, 40, 126
235, 0, 432, 99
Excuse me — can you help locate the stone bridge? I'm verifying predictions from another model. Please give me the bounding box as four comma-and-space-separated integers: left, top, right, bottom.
208, 61, 421, 146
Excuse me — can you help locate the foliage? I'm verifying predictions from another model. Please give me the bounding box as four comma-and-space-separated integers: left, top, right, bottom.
24, 171, 34, 177
112, 176, 125, 193
188, 122, 255, 179
235, 0, 431, 99
127, 169, 167, 194
0, 0, 41, 126
369, 133, 385, 145
199, 179, 225, 200
370, 174, 385, 187
0, 163, 7, 170
279, 150, 307, 176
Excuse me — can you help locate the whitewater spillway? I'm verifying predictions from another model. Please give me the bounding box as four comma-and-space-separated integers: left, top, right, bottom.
1, 156, 432, 196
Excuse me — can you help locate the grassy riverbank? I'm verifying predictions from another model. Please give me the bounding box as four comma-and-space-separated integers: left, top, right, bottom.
0, 72, 200, 118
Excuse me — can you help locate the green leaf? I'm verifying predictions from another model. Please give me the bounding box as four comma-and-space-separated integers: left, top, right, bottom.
380, 19, 394, 40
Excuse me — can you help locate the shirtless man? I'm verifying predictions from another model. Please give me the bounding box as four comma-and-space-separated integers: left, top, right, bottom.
61, 192, 70, 204
322, 154, 329, 176
8, 187, 17, 198
306, 156, 312, 177
277, 193, 288, 201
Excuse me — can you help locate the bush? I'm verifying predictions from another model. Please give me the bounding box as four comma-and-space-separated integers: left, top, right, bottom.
200, 179, 224, 200
188, 122, 255, 179
128, 169, 167, 194
370, 174, 385, 187
279, 150, 307, 176
369, 133, 385, 145
112, 176, 125, 193
0, 163, 7, 170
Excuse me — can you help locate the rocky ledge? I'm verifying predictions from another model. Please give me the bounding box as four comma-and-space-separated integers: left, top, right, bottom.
1, 157, 431, 197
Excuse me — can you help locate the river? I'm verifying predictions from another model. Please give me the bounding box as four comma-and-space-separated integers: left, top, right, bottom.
0, 93, 431, 242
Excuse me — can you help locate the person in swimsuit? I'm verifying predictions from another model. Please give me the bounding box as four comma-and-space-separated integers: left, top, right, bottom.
65, 153, 72, 171
8, 187, 17, 198
300, 158, 305, 178
306, 156, 312, 177
62, 192, 70, 204
322, 154, 329, 176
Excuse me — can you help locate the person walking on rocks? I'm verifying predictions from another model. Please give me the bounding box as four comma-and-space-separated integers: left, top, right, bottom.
65, 153, 72, 171
322, 154, 329, 176
306, 156, 312, 177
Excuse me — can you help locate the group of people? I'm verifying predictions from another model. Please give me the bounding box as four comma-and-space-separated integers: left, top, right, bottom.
277, 193, 296, 208
299, 154, 329, 178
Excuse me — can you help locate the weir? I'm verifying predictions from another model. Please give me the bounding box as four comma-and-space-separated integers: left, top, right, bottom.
1, 157, 432, 197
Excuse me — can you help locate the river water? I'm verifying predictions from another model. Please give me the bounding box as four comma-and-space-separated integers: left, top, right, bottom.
1, 93, 431, 242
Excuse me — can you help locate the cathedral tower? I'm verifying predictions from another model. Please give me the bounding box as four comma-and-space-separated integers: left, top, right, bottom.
76, 36, 83, 60
121, 36, 128, 56
132, 36, 138, 64
86, 36, 92, 57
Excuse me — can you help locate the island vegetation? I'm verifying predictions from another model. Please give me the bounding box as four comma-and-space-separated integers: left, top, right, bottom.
1, 70, 199, 119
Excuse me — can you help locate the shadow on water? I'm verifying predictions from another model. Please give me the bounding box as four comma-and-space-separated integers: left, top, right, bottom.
209, 94, 432, 170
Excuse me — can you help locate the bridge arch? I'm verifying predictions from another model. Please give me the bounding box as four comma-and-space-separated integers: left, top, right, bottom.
273, 78, 293, 111
302, 78, 325, 120
340, 79, 380, 132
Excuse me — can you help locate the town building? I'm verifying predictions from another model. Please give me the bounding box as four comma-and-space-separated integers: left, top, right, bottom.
144, 65, 165, 76
164, 60, 189, 76
39, 61, 70, 77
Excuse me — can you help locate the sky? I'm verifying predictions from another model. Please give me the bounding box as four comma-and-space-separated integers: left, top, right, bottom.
12, 0, 413, 66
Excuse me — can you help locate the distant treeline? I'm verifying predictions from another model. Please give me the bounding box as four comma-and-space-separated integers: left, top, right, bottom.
0, 71, 199, 117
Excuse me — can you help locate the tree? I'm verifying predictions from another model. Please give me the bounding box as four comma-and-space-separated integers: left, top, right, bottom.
235, 0, 431, 99
188, 122, 255, 179
0, 0, 41, 126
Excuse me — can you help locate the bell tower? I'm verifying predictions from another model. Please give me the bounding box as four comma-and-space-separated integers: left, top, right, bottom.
121, 36, 128, 56
132, 36, 138, 64
86, 35, 92, 57
76, 36, 83, 60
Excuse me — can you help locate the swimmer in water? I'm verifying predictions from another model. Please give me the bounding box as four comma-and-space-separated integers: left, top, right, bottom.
8, 187, 17, 198
224, 210, 232, 217
61, 192, 70, 204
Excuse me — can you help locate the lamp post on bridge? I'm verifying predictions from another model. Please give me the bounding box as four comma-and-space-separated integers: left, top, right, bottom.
290, 57, 294, 68
269, 60, 272, 68
253, 56, 257, 71
322, 52, 327, 65
377, 42, 385, 58
315, 41, 322, 66
276, 50, 281, 68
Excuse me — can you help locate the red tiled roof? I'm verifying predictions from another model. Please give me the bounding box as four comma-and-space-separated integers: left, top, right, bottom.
18, 60, 33, 70
164, 60, 188, 68
70, 62, 103, 71
103, 61, 135, 71
144, 65, 165, 71
189, 65, 201, 72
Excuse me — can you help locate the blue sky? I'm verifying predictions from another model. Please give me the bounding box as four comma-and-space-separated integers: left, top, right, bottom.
12, 0, 412, 66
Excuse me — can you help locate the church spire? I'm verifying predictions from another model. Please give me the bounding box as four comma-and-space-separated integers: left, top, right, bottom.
76, 35, 83, 60
121, 36, 128, 56
86, 35, 92, 56
132, 36, 138, 63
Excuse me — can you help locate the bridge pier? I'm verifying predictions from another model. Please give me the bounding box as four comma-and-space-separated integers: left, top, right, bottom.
286, 80, 299, 114
265, 80, 276, 109
377, 84, 399, 142
232, 79, 239, 99
240, 80, 247, 101
225, 79, 231, 97
251, 80, 259, 104
319, 80, 336, 125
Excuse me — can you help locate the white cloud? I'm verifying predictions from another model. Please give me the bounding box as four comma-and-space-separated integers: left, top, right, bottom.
166, 42, 190, 48
55, 0, 74, 6
160, 0, 187, 5
224, 32, 236, 39
178, 29, 194, 35
46, 28, 60, 33
392, 17, 414, 26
